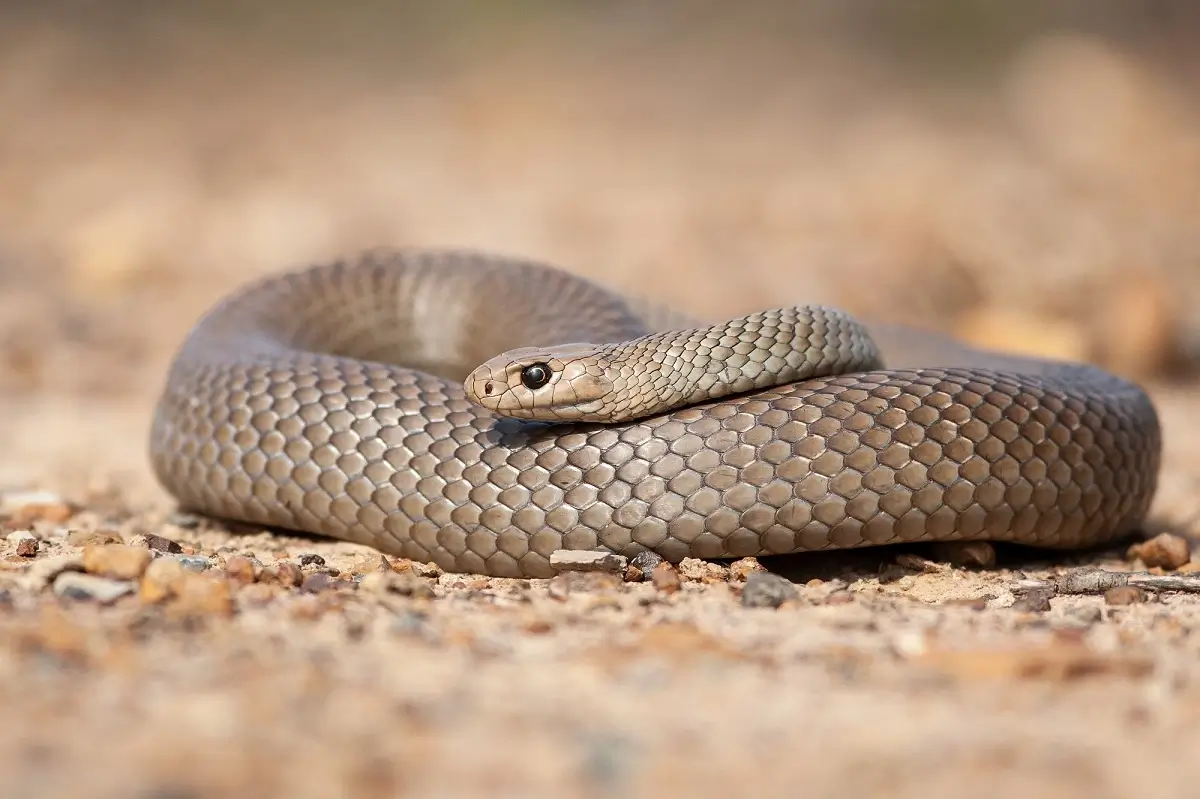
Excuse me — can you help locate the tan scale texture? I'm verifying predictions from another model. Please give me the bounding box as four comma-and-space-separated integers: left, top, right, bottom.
3, 5, 1200, 799
149, 250, 1162, 579
468, 304, 884, 422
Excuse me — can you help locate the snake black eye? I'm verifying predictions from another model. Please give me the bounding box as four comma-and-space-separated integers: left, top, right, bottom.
520, 362, 552, 390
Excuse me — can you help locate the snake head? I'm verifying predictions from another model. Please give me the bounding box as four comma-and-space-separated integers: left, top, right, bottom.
464, 344, 615, 421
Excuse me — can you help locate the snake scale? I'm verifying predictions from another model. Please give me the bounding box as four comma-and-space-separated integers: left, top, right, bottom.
148, 249, 1162, 578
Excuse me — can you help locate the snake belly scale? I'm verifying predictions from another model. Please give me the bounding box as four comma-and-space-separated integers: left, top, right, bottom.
148, 249, 1162, 578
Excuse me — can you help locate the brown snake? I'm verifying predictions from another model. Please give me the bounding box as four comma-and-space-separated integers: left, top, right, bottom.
148, 249, 1162, 578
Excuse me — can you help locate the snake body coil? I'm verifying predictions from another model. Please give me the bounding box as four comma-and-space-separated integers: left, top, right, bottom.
149, 249, 1161, 578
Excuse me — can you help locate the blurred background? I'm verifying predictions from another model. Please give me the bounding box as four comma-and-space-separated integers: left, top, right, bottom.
1, 0, 1199, 500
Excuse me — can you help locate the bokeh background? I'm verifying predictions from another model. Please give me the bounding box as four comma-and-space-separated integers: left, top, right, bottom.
3, 1, 1200, 500
3, 4, 1200, 797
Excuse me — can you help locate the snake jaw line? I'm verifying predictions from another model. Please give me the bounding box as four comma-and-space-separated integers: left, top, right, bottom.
463, 343, 617, 421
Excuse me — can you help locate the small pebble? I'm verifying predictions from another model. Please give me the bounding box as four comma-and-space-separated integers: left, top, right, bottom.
176, 556, 211, 573
168, 573, 235, 618
8, 530, 38, 556
728, 557, 766, 581
625, 551, 663, 582
224, 556, 259, 585
24, 555, 85, 590
351, 554, 393, 574
66, 529, 121, 548
144, 534, 184, 554
740, 572, 798, 608
1012, 592, 1054, 613
82, 544, 153, 580
298, 553, 326, 568
650, 562, 681, 594
1105, 586, 1148, 605
678, 558, 729, 583
140, 557, 188, 604
53, 572, 134, 604
550, 550, 628, 573
261, 562, 304, 587
1126, 533, 1192, 570
408, 561, 443, 579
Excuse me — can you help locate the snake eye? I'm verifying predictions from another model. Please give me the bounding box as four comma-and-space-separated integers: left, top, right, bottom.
520, 362, 552, 390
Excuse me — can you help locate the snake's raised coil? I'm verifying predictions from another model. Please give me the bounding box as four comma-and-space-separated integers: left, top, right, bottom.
149, 248, 1161, 578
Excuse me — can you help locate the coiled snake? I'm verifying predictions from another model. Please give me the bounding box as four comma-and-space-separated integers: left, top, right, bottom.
148, 249, 1161, 578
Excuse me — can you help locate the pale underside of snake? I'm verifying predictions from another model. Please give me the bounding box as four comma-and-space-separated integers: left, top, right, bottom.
148, 249, 1162, 579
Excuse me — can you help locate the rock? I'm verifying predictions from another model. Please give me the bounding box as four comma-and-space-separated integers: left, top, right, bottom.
728, 557, 766, 581
1011, 592, 1054, 613
141, 556, 235, 618
550, 549, 629, 573
409, 561, 443, 579
8, 530, 38, 558
650, 562, 681, 594
66, 529, 121, 548
630, 551, 664, 574
678, 558, 729, 583
53, 572, 135, 604
139, 556, 188, 604
1, 490, 75, 525
82, 544, 153, 580
223, 556, 259, 585
144, 534, 184, 554
176, 556, 212, 572
351, 554, 393, 574
740, 572, 797, 609
1126, 533, 1192, 570
168, 573, 235, 619
260, 562, 304, 587
1104, 586, 1148, 605
297, 553, 326, 568
25, 555, 85, 590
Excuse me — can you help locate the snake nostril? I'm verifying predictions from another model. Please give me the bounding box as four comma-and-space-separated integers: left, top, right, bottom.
484, 381, 494, 395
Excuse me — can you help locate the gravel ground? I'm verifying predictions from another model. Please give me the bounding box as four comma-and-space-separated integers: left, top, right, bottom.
2, 9, 1200, 798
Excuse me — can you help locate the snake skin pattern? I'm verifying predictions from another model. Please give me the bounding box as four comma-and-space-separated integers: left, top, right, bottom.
148, 249, 1162, 578
463, 306, 885, 422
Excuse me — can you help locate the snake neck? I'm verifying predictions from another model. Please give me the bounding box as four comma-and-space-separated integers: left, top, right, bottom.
592, 306, 884, 421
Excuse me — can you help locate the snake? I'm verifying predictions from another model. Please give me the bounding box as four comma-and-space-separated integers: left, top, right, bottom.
148, 248, 1162, 579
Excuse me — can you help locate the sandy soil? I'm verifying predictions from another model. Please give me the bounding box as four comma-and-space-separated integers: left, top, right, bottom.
1, 8, 1200, 798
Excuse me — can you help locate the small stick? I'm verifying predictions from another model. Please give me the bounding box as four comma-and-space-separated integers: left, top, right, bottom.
1013, 567, 1200, 597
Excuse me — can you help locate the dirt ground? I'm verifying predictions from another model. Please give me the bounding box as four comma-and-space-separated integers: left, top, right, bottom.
2, 6, 1200, 798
